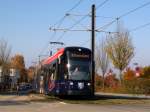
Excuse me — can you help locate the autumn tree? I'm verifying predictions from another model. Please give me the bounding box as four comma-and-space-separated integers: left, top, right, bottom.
141, 66, 150, 78
95, 74, 103, 91
105, 74, 119, 88
105, 25, 134, 84
123, 67, 135, 80
27, 66, 35, 82
95, 39, 109, 90
10, 54, 27, 82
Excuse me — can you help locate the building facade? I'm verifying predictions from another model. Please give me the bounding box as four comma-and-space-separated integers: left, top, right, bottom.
0, 67, 20, 92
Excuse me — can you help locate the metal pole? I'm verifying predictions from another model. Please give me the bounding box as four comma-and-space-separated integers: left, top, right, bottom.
91, 4, 95, 95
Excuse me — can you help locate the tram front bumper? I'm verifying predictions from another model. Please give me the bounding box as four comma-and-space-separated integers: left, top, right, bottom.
67, 89, 92, 96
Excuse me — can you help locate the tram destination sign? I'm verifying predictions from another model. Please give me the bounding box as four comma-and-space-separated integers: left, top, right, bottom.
71, 53, 90, 58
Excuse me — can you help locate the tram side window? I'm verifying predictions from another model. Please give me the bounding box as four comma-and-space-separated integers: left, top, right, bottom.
50, 64, 57, 80
60, 57, 68, 80
58, 59, 64, 80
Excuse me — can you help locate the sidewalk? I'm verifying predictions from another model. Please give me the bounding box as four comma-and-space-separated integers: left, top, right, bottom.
96, 92, 150, 99
0, 94, 46, 102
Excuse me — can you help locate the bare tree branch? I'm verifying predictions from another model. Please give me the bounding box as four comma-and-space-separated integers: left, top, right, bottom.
95, 38, 109, 89
0, 38, 11, 73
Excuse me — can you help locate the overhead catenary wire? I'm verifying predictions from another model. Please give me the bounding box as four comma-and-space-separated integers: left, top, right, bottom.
66, 13, 90, 17
97, 1, 150, 31
50, 0, 84, 28
95, 15, 115, 19
54, 0, 110, 41
66, 13, 115, 19
79, 31, 101, 46
39, 0, 84, 57
96, 0, 110, 10
50, 15, 67, 29
55, 15, 88, 41
64, 0, 112, 20
118, 1, 150, 19
49, 0, 85, 40
79, 29, 117, 47
51, 0, 111, 49
49, 0, 85, 42
54, 0, 110, 44
49, 0, 84, 41
67, 14, 90, 30
37, 0, 110, 65
47, 0, 150, 50
49, 28, 90, 32
97, 19, 117, 30
39, 32, 57, 55
130, 22, 150, 32
52, 0, 150, 55
49, 27, 117, 34
40, 15, 66, 56
67, 0, 110, 15
51, 0, 150, 50
40, 14, 65, 55
67, 0, 84, 12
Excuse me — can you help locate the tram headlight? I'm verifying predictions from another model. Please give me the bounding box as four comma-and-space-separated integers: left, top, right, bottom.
87, 83, 91, 86
66, 63, 70, 68
70, 82, 74, 86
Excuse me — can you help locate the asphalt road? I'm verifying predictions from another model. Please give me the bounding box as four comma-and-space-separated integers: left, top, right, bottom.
0, 101, 150, 112
0, 95, 150, 112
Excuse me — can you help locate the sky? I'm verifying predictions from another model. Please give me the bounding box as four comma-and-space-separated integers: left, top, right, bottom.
0, 0, 150, 68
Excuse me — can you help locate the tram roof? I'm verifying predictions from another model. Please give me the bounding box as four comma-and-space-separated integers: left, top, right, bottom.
42, 46, 91, 65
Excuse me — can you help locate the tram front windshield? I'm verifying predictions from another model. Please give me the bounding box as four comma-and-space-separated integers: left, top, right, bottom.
67, 52, 91, 81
